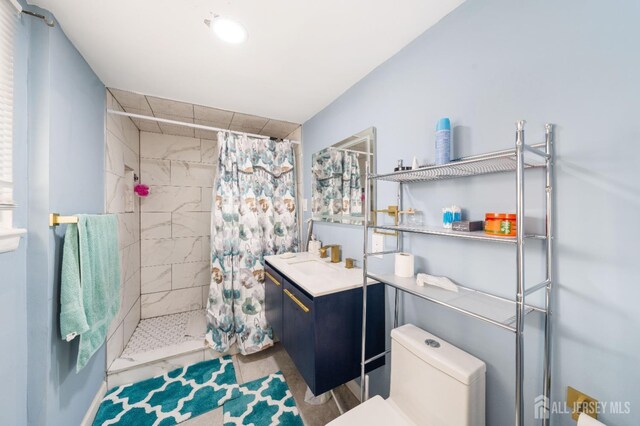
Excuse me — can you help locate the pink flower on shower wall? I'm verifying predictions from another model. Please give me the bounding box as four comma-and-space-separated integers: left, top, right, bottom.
134, 184, 150, 197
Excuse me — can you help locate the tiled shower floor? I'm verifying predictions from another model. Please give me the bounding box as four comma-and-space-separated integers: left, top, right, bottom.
122, 309, 206, 356
108, 309, 213, 376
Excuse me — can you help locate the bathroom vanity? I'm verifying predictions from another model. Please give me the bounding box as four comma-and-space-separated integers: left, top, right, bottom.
264, 252, 385, 395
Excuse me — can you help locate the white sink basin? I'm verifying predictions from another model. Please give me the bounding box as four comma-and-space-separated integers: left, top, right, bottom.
265, 252, 375, 297
287, 259, 336, 275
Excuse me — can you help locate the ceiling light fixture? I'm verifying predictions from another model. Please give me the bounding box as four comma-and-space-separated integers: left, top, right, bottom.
205, 14, 247, 44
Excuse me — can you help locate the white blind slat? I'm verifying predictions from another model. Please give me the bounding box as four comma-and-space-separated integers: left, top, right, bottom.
0, 0, 16, 218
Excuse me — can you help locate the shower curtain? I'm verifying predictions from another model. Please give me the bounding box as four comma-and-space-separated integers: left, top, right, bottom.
311, 147, 344, 216
311, 148, 362, 217
342, 152, 361, 216
205, 132, 298, 354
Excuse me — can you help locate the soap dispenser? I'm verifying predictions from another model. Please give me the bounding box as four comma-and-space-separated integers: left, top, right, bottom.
308, 235, 322, 256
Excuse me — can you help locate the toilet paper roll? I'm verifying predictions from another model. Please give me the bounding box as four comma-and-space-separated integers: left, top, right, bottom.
394, 253, 415, 278
578, 413, 606, 426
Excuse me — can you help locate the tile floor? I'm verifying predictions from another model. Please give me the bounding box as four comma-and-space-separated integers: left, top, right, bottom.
111, 309, 359, 425
183, 344, 360, 426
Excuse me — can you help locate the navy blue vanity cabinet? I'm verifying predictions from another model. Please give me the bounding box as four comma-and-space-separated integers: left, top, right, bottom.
282, 280, 317, 390
264, 265, 283, 340
313, 282, 385, 394
265, 260, 385, 396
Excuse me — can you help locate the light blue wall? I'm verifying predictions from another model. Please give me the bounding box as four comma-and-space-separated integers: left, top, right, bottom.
0, 4, 108, 425
0, 6, 30, 424
44, 20, 106, 426
26, 12, 106, 425
302, 0, 640, 425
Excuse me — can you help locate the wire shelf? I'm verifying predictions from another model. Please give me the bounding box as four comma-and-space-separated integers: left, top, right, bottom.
367, 272, 543, 332
368, 224, 546, 243
361, 123, 555, 425
372, 143, 546, 183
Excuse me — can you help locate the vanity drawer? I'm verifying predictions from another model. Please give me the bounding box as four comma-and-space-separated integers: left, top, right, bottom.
282, 280, 316, 390
264, 264, 283, 339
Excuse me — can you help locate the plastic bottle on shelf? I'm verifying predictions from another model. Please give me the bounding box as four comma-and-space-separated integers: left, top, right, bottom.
435, 117, 451, 165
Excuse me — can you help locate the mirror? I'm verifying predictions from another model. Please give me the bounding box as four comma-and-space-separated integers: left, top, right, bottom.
311, 127, 376, 225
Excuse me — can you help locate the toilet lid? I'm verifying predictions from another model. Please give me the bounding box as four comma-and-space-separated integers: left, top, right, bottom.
327, 395, 417, 426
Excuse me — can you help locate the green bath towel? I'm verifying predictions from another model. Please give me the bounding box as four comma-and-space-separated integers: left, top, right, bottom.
60, 214, 121, 372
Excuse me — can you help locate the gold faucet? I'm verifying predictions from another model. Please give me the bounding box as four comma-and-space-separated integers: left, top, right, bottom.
320, 244, 342, 263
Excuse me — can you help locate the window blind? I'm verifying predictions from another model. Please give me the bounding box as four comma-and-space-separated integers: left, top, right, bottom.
0, 0, 18, 228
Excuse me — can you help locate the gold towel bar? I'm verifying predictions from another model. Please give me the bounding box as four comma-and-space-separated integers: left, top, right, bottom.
49, 213, 79, 227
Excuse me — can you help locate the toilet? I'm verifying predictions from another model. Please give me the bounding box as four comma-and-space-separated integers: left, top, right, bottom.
329, 324, 486, 426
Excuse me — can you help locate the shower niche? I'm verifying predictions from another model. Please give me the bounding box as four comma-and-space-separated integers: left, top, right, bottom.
124, 168, 135, 213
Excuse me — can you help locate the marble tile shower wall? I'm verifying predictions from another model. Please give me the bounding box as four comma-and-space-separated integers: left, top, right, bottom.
105, 91, 142, 368
139, 132, 218, 319
293, 143, 304, 239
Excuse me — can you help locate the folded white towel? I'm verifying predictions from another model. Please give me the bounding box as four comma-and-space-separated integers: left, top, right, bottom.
416, 273, 459, 292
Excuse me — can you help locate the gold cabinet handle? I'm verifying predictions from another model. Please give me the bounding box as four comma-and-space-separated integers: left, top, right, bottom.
284, 289, 310, 313
265, 271, 281, 286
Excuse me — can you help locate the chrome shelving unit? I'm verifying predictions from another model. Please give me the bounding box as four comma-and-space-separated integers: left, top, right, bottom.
360, 121, 554, 426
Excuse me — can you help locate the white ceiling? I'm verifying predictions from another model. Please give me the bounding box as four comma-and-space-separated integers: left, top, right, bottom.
30, 0, 464, 123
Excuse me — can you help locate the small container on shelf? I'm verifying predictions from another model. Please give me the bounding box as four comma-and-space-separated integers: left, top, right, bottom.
394, 159, 411, 172
452, 205, 461, 222
400, 208, 423, 227
442, 207, 453, 229
484, 213, 516, 237
452, 220, 484, 232
407, 210, 423, 227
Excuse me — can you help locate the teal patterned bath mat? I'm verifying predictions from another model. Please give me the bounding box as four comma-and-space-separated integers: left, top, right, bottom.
93, 356, 239, 425
223, 371, 303, 426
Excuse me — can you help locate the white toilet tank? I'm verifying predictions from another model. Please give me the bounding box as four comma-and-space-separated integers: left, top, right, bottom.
389, 324, 486, 426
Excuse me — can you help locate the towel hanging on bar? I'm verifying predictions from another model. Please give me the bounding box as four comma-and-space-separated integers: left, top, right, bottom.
59, 214, 120, 371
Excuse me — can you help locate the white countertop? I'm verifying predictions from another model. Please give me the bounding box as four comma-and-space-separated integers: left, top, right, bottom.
264, 252, 375, 297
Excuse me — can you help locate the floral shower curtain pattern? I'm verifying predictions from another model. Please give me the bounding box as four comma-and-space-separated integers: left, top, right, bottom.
342, 152, 361, 216
206, 132, 298, 354
311, 147, 343, 216
311, 148, 362, 217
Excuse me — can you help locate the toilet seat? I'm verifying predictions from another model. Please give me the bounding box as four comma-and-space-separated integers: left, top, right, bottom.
327, 395, 417, 426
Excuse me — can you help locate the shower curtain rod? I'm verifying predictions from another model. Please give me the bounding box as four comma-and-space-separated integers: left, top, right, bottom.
107, 109, 300, 144
334, 147, 372, 156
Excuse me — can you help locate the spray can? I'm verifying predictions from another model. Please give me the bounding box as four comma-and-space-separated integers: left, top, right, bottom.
435, 118, 451, 165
